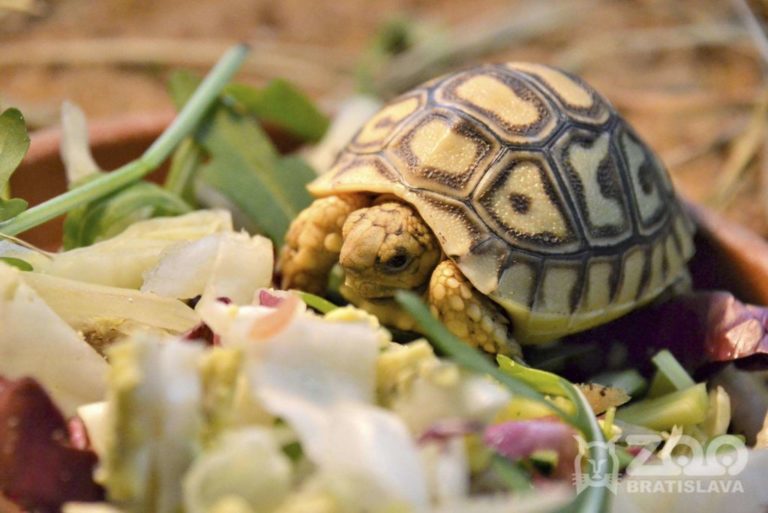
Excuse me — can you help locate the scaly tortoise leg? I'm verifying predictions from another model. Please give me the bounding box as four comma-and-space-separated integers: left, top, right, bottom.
428, 260, 521, 357
279, 194, 369, 295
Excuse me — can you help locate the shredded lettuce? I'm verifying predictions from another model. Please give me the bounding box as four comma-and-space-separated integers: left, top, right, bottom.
0, 263, 108, 415
39, 210, 233, 288
23, 271, 199, 335
100, 334, 205, 513
183, 428, 292, 513
142, 231, 273, 305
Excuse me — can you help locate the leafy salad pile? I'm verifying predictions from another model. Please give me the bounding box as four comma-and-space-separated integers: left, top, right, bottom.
1, 45, 768, 513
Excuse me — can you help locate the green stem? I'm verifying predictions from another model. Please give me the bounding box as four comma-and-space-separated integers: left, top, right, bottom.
163, 137, 203, 203
0, 44, 250, 237
616, 383, 708, 431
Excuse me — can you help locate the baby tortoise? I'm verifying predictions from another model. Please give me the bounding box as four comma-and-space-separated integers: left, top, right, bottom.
279, 62, 695, 355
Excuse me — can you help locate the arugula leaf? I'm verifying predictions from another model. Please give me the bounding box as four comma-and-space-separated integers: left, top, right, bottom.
226, 79, 329, 142
296, 291, 338, 314
164, 137, 204, 205
59, 103, 194, 250
167, 70, 319, 245
63, 181, 192, 249
168, 70, 202, 110
0, 256, 33, 271
0, 108, 30, 222
194, 106, 314, 245
170, 71, 329, 143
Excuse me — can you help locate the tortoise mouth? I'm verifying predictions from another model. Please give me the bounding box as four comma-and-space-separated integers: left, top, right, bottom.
343, 277, 399, 299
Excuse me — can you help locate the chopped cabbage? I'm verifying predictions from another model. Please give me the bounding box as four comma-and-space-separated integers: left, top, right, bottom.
38, 210, 233, 288
23, 271, 199, 335
77, 401, 109, 458
702, 386, 731, 438
201, 299, 433, 511
183, 428, 292, 513
142, 232, 273, 305
0, 263, 108, 415
99, 334, 205, 513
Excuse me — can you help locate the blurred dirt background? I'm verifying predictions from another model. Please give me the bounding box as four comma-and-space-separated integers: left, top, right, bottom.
2, 0, 768, 236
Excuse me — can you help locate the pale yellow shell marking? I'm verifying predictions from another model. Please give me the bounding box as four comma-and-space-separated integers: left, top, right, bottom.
623, 132, 663, 224
404, 191, 481, 266
537, 265, 579, 314
454, 74, 541, 128
407, 118, 480, 176
309, 157, 396, 196
568, 133, 624, 229
457, 238, 510, 295
674, 216, 695, 259
665, 233, 682, 273
497, 261, 537, 307
488, 161, 569, 238
615, 249, 645, 304
583, 260, 614, 311
354, 96, 421, 146
646, 242, 666, 295
511, 63, 593, 109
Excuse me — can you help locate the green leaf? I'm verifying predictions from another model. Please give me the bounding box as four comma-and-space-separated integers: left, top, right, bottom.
556, 381, 613, 513
164, 137, 204, 205
226, 79, 329, 142
168, 70, 203, 110
497, 354, 566, 397
195, 107, 314, 245
0, 108, 31, 222
296, 291, 338, 314
490, 455, 532, 493
0, 108, 30, 188
170, 72, 329, 143
647, 349, 696, 398
0, 198, 28, 222
0, 256, 33, 271
63, 181, 192, 249
616, 383, 708, 431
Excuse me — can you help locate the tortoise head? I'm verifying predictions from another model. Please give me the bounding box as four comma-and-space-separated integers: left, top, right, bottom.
339, 201, 441, 299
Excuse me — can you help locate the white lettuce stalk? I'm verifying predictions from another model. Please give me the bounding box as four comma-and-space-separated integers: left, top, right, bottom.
78, 401, 109, 459
23, 271, 199, 335
0, 262, 108, 415
99, 334, 205, 513
141, 231, 272, 305
37, 210, 233, 288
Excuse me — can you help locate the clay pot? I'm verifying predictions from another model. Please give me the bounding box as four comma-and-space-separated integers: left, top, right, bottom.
10, 111, 768, 303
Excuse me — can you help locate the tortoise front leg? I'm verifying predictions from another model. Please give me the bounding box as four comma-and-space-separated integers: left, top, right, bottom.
279, 194, 369, 295
428, 260, 521, 356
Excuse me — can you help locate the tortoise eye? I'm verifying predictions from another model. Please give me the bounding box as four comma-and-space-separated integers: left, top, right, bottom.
382, 251, 411, 272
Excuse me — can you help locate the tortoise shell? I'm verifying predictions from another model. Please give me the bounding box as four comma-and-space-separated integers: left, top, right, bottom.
310, 62, 695, 343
